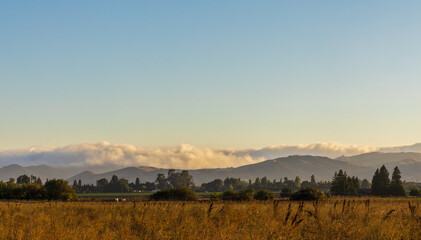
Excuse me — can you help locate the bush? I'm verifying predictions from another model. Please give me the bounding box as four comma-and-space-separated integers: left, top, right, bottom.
409, 188, 420, 197
221, 190, 239, 201
220, 189, 256, 201
280, 187, 293, 198
151, 187, 198, 201
238, 189, 255, 201
254, 190, 274, 200
210, 192, 221, 201
290, 187, 325, 201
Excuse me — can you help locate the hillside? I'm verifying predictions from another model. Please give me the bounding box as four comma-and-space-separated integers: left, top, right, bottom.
2, 152, 421, 185
337, 152, 421, 167
67, 155, 368, 185
0, 164, 79, 182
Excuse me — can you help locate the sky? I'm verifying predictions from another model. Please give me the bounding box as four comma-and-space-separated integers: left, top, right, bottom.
1, 1, 421, 150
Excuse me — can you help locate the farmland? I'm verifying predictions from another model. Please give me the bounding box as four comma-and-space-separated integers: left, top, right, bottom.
1, 198, 420, 240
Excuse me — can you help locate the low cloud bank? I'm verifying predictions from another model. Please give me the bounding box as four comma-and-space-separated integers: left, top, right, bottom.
0, 142, 385, 169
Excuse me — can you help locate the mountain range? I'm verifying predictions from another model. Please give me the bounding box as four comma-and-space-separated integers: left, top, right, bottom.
1, 151, 421, 185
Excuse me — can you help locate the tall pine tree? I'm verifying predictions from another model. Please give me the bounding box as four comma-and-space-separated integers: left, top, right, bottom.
389, 166, 406, 196
371, 165, 390, 196
331, 170, 348, 195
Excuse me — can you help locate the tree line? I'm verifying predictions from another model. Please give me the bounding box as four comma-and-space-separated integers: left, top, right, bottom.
71, 165, 420, 197
0, 175, 77, 201
330, 165, 413, 196
0, 165, 420, 200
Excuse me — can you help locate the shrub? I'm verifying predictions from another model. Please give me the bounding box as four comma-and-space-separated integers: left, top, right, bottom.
290, 187, 325, 201
280, 187, 293, 198
238, 189, 255, 201
151, 186, 198, 201
409, 188, 420, 197
220, 189, 256, 201
221, 190, 239, 201
210, 192, 221, 201
254, 190, 274, 200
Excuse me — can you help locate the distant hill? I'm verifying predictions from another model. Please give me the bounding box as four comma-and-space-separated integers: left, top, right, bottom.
67, 155, 368, 185
0, 164, 79, 182
336, 152, 421, 167
0, 164, 119, 183
2, 152, 421, 185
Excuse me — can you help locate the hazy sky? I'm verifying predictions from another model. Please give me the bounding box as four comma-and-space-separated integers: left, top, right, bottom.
1, 1, 421, 149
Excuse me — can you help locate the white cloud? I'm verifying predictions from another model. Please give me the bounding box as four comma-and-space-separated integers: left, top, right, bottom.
0, 141, 386, 169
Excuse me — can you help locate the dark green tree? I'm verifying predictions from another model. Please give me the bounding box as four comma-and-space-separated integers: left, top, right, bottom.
409, 188, 420, 197
36, 177, 43, 185
253, 177, 262, 190
201, 179, 223, 192
96, 178, 109, 188
254, 190, 274, 200
17, 175, 30, 184
151, 186, 197, 201
360, 179, 371, 189
45, 179, 77, 201
237, 189, 255, 201
155, 173, 168, 190
179, 170, 194, 187
331, 170, 347, 195
290, 187, 325, 201
371, 165, 390, 196
388, 166, 406, 196
294, 176, 301, 190
280, 187, 293, 198
118, 178, 131, 193
311, 175, 316, 184
103, 175, 131, 193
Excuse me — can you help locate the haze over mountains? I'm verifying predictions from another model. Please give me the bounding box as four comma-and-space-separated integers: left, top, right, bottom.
1, 142, 421, 184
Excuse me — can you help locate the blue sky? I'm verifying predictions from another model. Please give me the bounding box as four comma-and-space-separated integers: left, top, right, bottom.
1, 1, 421, 149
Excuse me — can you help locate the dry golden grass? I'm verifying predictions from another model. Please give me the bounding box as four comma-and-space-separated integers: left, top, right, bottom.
0, 198, 420, 240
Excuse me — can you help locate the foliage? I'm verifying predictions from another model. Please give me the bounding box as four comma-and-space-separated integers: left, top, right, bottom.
254, 190, 274, 200
200, 175, 331, 193
290, 187, 325, 201
155, 170, 195, 190
360, 179, 371, 189
0, 182, 46, 200
280, 187, 293, 198
151, 186, 198, 201
238, 189, 255, 200
388, 167, 406, 196
294, 176, 301, 189
330, 170, 359, 196
221, 190, 239, 201
103, 175, 131, 193
17, 174, 30, 184
219, 189, 257, 201
311, 175, 316, 184
371, 165, 390, 196
45, 179, 77, 201
409, 188, 420, 197
201, 179, 224, 192
210, 192, 221, 201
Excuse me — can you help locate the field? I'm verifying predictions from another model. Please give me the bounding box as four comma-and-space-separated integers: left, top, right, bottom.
1, 198, 421, 240
76, 192, 213, 201
77, 192, 213, 197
